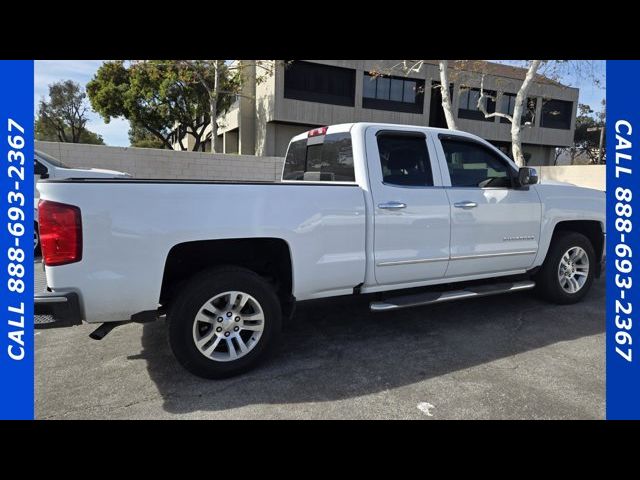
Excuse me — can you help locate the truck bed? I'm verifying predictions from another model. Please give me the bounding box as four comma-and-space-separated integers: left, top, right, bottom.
37, 179, 368, 322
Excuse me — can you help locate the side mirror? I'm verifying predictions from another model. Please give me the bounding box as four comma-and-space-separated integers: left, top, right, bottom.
34, 160, 49, 178
517, 167, 538, 187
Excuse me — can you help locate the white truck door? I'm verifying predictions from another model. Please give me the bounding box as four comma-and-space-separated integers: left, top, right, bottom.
366, 126, 451, 285
433, 133, 542, 278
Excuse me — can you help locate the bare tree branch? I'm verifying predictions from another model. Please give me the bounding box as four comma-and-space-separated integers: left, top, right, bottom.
477, 75, 514, 122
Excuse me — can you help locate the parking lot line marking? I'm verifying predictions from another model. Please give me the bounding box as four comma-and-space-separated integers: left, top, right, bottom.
417, 402, 435, 417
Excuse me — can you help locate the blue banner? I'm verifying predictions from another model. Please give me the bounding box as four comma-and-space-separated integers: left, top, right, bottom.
0, 60, 34, 419
606, 60, 640, 419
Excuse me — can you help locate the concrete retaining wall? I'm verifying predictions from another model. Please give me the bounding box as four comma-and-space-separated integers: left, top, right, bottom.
35, 141, 285, 181
538, 165, 605, 191
35, 142, 606, 190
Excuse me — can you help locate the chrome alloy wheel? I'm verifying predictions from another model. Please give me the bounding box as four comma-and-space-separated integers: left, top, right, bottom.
557, 246, 589, 294
192, 291, 265, 362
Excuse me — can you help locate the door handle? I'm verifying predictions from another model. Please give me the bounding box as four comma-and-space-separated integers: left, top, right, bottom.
378, 201, 407, 210
454, 201, 478, 209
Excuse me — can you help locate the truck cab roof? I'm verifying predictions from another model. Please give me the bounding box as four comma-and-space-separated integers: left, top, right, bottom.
285, 122, 520, 185
290, 122, 500, 145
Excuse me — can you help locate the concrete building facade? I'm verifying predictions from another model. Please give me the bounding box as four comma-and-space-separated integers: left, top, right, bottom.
181, 60, 579, 166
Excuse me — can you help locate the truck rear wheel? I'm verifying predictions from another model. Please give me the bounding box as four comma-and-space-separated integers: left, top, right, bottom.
168, 266, 282, 379
534, 231, 595, 304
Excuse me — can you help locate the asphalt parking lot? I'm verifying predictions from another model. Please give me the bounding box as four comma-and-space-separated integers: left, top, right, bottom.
35, 259, 605, 419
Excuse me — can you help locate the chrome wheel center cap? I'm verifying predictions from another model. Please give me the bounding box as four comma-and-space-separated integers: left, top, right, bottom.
222, 312, 234, 330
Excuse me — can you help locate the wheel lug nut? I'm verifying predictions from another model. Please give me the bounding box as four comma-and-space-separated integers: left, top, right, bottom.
216, 327, 222, 332
235, 316, 240, 322
234, 326, 239, 332
226, 312, 232, 317
217, 317, 223, 323
224, 332, 230, 337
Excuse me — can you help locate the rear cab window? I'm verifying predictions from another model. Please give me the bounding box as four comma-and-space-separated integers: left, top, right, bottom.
282, 129, 355, 182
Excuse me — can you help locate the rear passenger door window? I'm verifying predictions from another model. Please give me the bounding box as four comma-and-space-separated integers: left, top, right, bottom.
377, 133, 433, 187
440, 137, 514, 188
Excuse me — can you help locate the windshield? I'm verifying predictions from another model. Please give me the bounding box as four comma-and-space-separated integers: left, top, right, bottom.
35, 150, 68, 168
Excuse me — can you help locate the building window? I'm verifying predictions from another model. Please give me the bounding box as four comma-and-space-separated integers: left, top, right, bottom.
362, 73, 424, 114
499, 93, 537, 125
541, 99, 573, 130
458, 87, 496, 122
284, 61, 355, 107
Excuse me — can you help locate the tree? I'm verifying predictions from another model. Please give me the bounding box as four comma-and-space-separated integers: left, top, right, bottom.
557, 101, 606, 165
80, 129, 105, 145
437, 60, 458, 130
87, 60, 253, 152
35, 117, 104, 145
388, 60, 602, 166
36, 80, 104, 144
476, 60, 542, 166
174, 60, 230, 153
163, 60, 275, 153
88, 61, 193, 150
128, 123, 165, 149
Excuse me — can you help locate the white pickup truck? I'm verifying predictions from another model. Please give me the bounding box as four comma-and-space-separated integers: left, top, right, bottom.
36, 123, 605, 378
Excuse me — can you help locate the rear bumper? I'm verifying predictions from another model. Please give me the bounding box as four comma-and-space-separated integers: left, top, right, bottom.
35, 291, 83, 327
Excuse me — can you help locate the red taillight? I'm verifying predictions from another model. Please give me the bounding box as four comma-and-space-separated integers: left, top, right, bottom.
38, 200, 82, 266
308, 126, 328, 137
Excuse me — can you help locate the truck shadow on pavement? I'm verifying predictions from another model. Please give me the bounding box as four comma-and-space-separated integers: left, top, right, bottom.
134, 280, 605, 414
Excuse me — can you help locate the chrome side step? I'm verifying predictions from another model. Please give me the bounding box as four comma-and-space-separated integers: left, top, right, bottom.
370, 280, 535, 312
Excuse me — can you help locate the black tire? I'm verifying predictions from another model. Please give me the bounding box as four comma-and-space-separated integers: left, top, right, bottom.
167, 266, 282, 379
534, 231, 595, 304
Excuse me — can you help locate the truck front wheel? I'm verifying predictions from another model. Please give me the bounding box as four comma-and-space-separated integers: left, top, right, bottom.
535, 231, 595, 304
168, 266, 282, 379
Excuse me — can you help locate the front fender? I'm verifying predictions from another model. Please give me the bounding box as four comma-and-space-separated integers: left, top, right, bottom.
532, 184, 606, 268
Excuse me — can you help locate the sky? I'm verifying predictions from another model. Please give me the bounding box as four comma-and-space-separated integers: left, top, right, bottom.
492, 60, 606, 113
34, 60, 607, 147
34, 60, 130, 146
